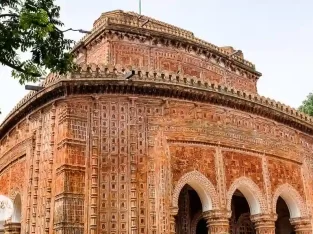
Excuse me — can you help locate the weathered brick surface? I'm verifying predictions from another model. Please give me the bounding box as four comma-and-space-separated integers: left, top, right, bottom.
90, 40, 258, 93
170, 145, 216, 187
268, 158, 304, 196
0, 95, 311, 233
0, 10, 313, 234
0, 170, 10, 195
223, 151, 263, 191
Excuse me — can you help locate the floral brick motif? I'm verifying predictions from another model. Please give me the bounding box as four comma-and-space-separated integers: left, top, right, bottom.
170, 145, 216, 187
268, 158, 304, 196
223, 151, 264, 191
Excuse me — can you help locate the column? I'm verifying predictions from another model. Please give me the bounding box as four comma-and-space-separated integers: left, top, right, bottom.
203, 210, 231, 234
3, 223, 21, 234
290, 217, 313, 234
250, 214, 277, 234
170, 207, 178, 234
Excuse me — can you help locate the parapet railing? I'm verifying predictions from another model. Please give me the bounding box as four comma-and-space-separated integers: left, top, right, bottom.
1, 64, 312, 132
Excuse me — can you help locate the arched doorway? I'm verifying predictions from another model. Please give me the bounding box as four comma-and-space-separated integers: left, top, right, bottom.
275, 197, 295, 234
176, 185, 209, 234
230, 190, 255, 234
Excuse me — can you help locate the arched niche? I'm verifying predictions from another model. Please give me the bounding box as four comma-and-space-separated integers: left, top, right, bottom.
273, 184, 307, 219
227, 177, 266, 215
172, 171, 219, 212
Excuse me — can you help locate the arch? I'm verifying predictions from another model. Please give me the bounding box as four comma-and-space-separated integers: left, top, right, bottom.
11, 194, 21, 223
227, 177, 266, 215
172, 171, 219, 212
272, 183, 307, 218
190, 211, 203, 234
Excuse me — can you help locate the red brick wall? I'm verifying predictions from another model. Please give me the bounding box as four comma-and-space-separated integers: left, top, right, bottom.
170, 145, 216, 186
0, 169, 10, 195
86, 40, 109, 64
85, 39, 257, 93
268, 158, 304, 196
0, 95, 312, 233
223, 151, 263, 191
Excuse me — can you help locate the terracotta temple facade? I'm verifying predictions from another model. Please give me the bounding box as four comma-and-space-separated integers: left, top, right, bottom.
1, 10, 313, 234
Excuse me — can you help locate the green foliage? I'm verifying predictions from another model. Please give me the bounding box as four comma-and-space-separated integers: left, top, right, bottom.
298, 92, 313, 116
0, 0, 75, 84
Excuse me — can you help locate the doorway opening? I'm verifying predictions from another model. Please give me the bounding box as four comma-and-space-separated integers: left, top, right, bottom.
176, 185, 209, 234
230, 190, 255, 234
275, 197, 295, 234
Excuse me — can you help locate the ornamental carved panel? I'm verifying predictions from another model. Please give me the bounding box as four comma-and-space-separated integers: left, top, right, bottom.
226, 73, 256, 93
223, 151, 263, 191
152, 48, 180, 73
169, 145, 216, 187
268, 158, 304, 196
9, 160, 26, 193
112, 42, 149, 69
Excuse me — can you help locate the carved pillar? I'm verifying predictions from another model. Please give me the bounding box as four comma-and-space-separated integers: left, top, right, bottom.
250, 214, 277, 234
215, 147, 227, 209
261, 156, 272, 213
203, 210, 231, 234
290, 217, 313, 234
170, 207, 178, 234
3, 223, 21, 234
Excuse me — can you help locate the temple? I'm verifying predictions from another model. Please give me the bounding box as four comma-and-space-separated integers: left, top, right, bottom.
0, 10, 313, 234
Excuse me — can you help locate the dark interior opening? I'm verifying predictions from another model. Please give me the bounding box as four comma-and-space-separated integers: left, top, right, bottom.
275, 197, 295, 234
176, 185, 209, 234
230, 190, 255, 234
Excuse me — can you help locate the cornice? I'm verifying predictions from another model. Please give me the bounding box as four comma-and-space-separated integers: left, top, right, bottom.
71, 10, 260, 76
0, 64, 312, 139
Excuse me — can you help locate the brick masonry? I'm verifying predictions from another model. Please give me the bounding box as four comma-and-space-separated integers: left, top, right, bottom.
0, 10, 313, 234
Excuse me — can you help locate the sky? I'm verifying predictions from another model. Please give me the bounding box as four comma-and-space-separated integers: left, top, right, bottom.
1, 0, 313, 123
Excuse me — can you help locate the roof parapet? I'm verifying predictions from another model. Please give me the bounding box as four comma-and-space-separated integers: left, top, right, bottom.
71, 10, 256, 70
1, 64, 312, 133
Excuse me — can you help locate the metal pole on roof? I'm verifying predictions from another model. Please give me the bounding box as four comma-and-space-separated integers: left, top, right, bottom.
139, 0, 142, 15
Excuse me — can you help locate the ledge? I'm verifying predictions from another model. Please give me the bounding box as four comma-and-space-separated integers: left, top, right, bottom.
0, 64, 312, 139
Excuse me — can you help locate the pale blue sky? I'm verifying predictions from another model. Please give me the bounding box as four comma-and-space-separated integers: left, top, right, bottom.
1, 0, 313, 123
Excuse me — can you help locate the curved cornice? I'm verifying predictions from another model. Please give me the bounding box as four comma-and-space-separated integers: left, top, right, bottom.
71, 10, 261, 76
0, 64, 313, 139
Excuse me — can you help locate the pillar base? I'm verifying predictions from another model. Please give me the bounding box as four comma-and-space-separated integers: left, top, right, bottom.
3, 223, 21, 234
250, 214, 277, 234
203, 210, 231, 234
290, 217, 312, 234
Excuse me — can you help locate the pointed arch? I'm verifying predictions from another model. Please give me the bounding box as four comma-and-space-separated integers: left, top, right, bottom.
273, 183, 307, 218
172, 171, 219, 212
227, 177, 266, 215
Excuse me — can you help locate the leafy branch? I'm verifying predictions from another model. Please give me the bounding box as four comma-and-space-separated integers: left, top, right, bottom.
0, 0, 76, 84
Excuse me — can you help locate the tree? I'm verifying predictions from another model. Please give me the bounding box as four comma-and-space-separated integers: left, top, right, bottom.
0, 0, 75, 84
298, 92, 313, 116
